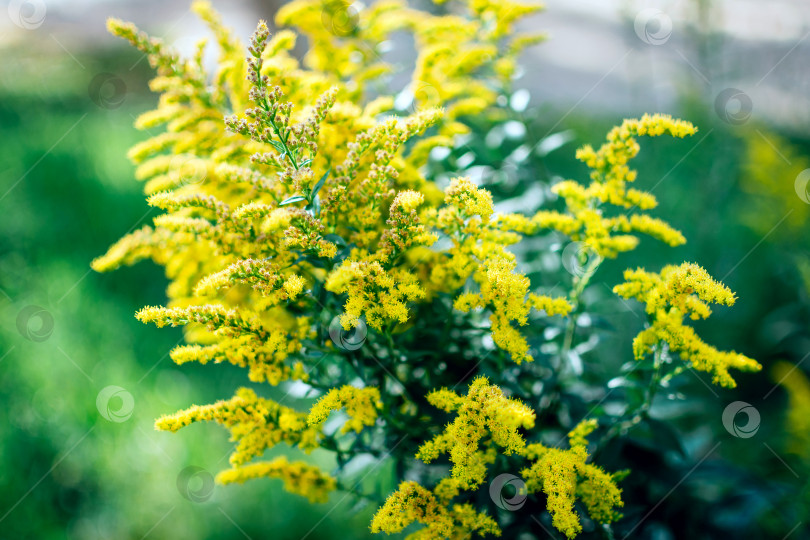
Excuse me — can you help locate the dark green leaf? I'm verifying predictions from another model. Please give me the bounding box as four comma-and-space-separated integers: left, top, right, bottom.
312, 168, 331, 199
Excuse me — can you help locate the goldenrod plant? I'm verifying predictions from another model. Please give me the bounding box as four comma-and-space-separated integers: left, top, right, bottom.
95, 1, 762, 537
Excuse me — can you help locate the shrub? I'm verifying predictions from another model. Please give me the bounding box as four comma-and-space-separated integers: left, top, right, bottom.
95, 1, 761, 537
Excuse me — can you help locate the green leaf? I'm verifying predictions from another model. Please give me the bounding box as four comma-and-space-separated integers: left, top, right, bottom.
311, 168, 331, 199
323, 233, 347, 247
268, 140, 285, 152
646, 418, 687, 458
280, 195, 307, 206
306, 196, 321, 217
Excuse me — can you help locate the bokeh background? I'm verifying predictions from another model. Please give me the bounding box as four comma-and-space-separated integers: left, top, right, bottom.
1, 0, 809, 538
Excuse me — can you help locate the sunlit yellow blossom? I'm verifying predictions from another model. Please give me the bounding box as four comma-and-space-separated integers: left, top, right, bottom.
217, 456, 336, 503
172, 334, 305, 384
370, 481, 501, 538
431, 178, 572, 363
325, 260, 425, 330
307, 385, 382, 433
520, 420, 623, 539
96, 4, 759, 540
417, 377, 535, 489
614, 263, 762, 387
155, 387, 320, 466
534, 114, 696, 259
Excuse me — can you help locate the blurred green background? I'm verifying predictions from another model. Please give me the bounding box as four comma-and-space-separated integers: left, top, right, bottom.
1, 0, 809, 538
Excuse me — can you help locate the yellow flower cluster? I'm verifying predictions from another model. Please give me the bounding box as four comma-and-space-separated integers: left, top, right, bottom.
217, 456, 336, 503
534, 114, 696, 258
375, 380, 623, 539
194, 258, 305, 301
370, 481, 500, 539
136, 304, 264, 336
170, 334, 307, 385
279, 0, 543, 139
155, 387, 320, 467
433, 177, 572, 363
614, 263, 762, 387
96, 0, 554, 512
325, 260, 426, 331
307, 385, 382, 433
95, 1, 763, 538
520, 420, 623, 539
416, 377, 535, 489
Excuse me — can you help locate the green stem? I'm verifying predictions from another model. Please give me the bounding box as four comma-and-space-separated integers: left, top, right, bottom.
600, 343, 669, 443
252, 58, 300, 172
558, 257, 601, 373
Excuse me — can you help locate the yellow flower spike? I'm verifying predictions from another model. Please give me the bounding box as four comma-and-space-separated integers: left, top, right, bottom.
614, 263, 761, 387
136, 304, 265, 337
426, 388, 464, 412
418, 377, 534, 489
90, 226, 170, 272
567, 418, 598, 450
169, 332, 302, 385
521, 420, 623, 539
535, 115, 696, 259
217, 456, 336, 503
370, 480, 501, 538
326, 260, 425, 331
307, 385, 382, 434
155, 388, 320, 466
371, 481, 455, 537
445, 177, 494, 221
430, 178, 571, 363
